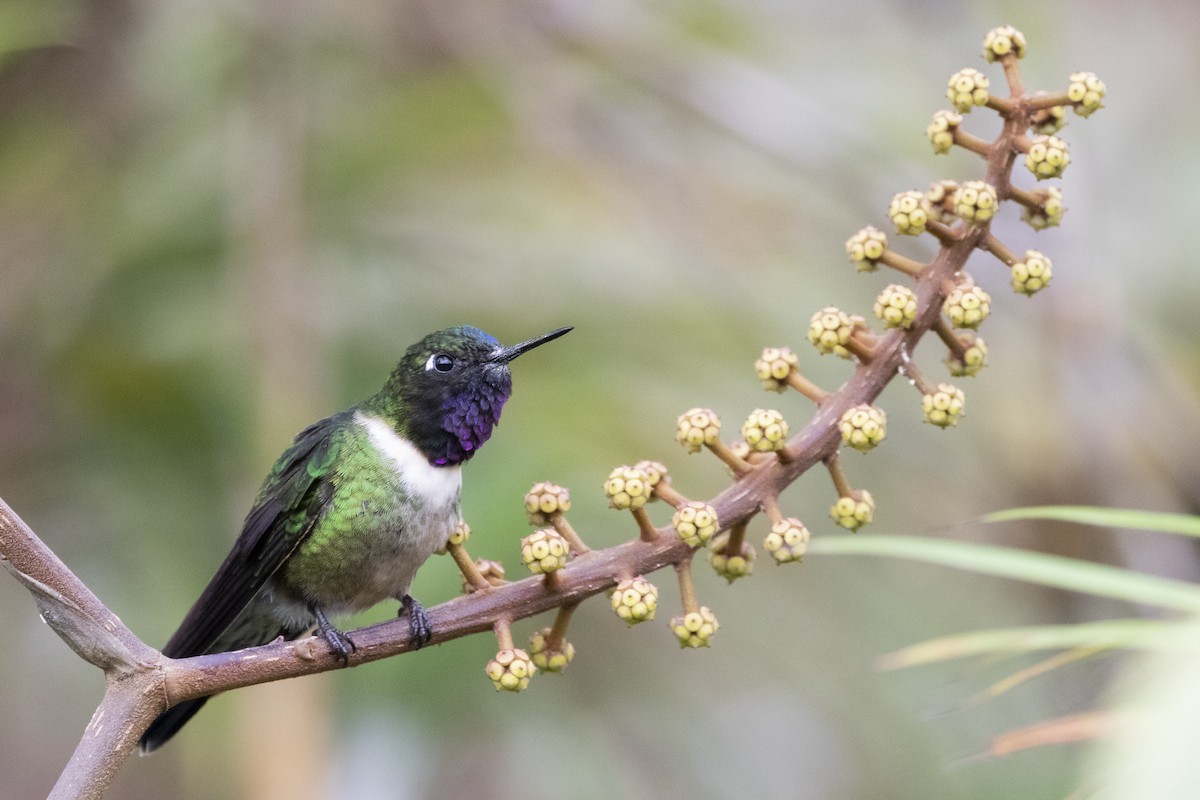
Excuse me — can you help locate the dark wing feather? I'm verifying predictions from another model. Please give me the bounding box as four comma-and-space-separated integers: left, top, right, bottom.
160, 412, 345, 658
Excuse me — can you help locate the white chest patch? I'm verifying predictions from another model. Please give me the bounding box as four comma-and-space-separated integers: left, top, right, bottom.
356, 412, 462, 509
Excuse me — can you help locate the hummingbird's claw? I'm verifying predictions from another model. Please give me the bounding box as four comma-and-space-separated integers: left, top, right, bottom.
311, 604, 356, 665
400, 594, 433, 648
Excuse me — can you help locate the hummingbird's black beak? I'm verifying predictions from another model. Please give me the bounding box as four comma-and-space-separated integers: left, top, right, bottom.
494, 326, 573, 364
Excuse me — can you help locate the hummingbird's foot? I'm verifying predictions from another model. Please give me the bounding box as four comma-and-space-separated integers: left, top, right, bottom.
311, 604, 356, 665
400, 594, 433, 648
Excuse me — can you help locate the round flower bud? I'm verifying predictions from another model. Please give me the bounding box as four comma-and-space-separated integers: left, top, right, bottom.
670, 607, 719, 649
1011, 250, 1053, 295
839, 404, 887, 453
604, 465, 652, 511
808, 306, 854, 357
926, 109, 963, 155
673, 502, 719, 548
952, 180, 999, 223
611, 576, 658, 625
755, 346, 799, 392
830, 491, 875, 531
945, 334, 989, 377
529, 627, 575, 673
485, 648, 536, 692
922, 383, 966, 428
464, 559, 506, 594
1022, 187, 1065, 230
524, 481, 571, 525
741, 408, 789, 454
926, 179, 960, 222
946, 67, 990, 112
1025, 135, 1070, 180
520, 528, 570, 575
944, 284, 992, 329
888, 190, 931, 236
1030, 101, 1067, 135
763, 517, 811, 564
436, 519, 471, 555
845, 226, 888, 271
632, 459, 669, 492
982, 25, 1027, 61
1066, 71, 1106, 117
709, 531, 755, 582
676, 408, 721, 453
873, 284, 918, 330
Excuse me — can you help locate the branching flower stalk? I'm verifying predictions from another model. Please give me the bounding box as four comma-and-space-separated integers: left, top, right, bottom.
0, 27, 1106, 799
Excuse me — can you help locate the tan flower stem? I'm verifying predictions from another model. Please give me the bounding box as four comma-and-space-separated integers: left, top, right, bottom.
933, 319, 969, 358
762, 495, 785, 526
448, 541, 492, 593
652, 481, 690, 508
550, 512, 590, 555
706, 438, 753, 476
632, 507, 659, 543
925, 219, 959, 245
1024, 91, 1072, 111
494, 617, 515, 651
999, 53, 1025, 98
725, 520, 749, 558
984, 95, 1015, 115
877, 249, 927, 278
979, 233, 1019, 266
1005, 184, 1043, 210
675, 558, 700, 615
826, 453, 855, 499
775, 444, 797, 465
545, 603, 578, 651
899, 358, 937, 396
1013, 133, 1033, 154
843, 335, 876, 363
952, 128, 992, 156
542, 569, 564, 593
785, 370, 830, 404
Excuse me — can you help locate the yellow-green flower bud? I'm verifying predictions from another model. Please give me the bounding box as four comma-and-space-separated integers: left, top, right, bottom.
1021, 187, 1065, 230
604, 465, 652, 511
952, 180, 999, 223
524, 481, 571, 525
755, 346, 799, 392
1011, 250, 1052, 295
922, 383, 966, 428
873, 284, 918, 329
1066, 71, 1106, 117
1030, 101, 1067, 135
671, 607, 719, 648
945, 334, 988, 377
927, 179, 959, 222
436, 519, 471, 555
676, 408, 721, 453
520, 528, 570, 575
944, 284, 992, 329
632, 459, 669, 492
764, 517, 811, 564
709, 531, 755, 582
611, 576, 658, 625
741, 408, 789, 453
947, 67, 990, 112
926, 109, 963, 155
808, 306, 854, 357
830, 491, 875, 531
529, 627, 575, 673
485, 648, 536, 692
839, 404, 887, 453
888, 190, 931, 236
982, 25, 1027, 61
846, 226, 888, 271
673, 502, 719, 548
1025, 135, 1070, 180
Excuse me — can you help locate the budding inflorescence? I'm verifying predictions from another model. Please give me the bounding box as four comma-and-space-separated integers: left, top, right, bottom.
1021, 187, 1065, 230
873, 284, 918, 329
945, 333, 989, 377
922, 383, 967, 428
763, 518, 810, 564
676, 408, 721, 453
944, 284, 992, 329
1067, 71, 1106, 117
846, 226, 888, 271
808, 306, 854, 357
524, 481, 571, 525
1025, 135, 1070, 180
710, 529, 754, 582
755, 347, 800, 392
952, 180, 999, 223
888, 190, 931, 236
611, 577, 658, 625
520, 529, 570, 575
839, 404, 887, 453
673, 502, 719, 548
947, 67, 990, 112
671, 607, 719, 649
982, 25, 1027, 61
486, 648, 536, 692
830, 491, 875, 532
741, 408, 789, 454
604, 465, 652, 511
529, 627, 575, 673
1011, 250, 1053, 295
926, 109, 963, 155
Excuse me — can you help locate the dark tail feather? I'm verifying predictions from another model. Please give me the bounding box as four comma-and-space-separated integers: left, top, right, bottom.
140, 697, 211, 754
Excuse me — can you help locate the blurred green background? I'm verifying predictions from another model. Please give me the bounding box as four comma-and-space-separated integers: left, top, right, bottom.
2, 0, 1198, 798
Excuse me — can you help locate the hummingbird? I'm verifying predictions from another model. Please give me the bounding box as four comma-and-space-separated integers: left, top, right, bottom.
139, 324, 572, 753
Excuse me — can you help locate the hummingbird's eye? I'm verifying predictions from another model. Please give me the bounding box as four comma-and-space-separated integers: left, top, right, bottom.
426, 353, 455, 373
